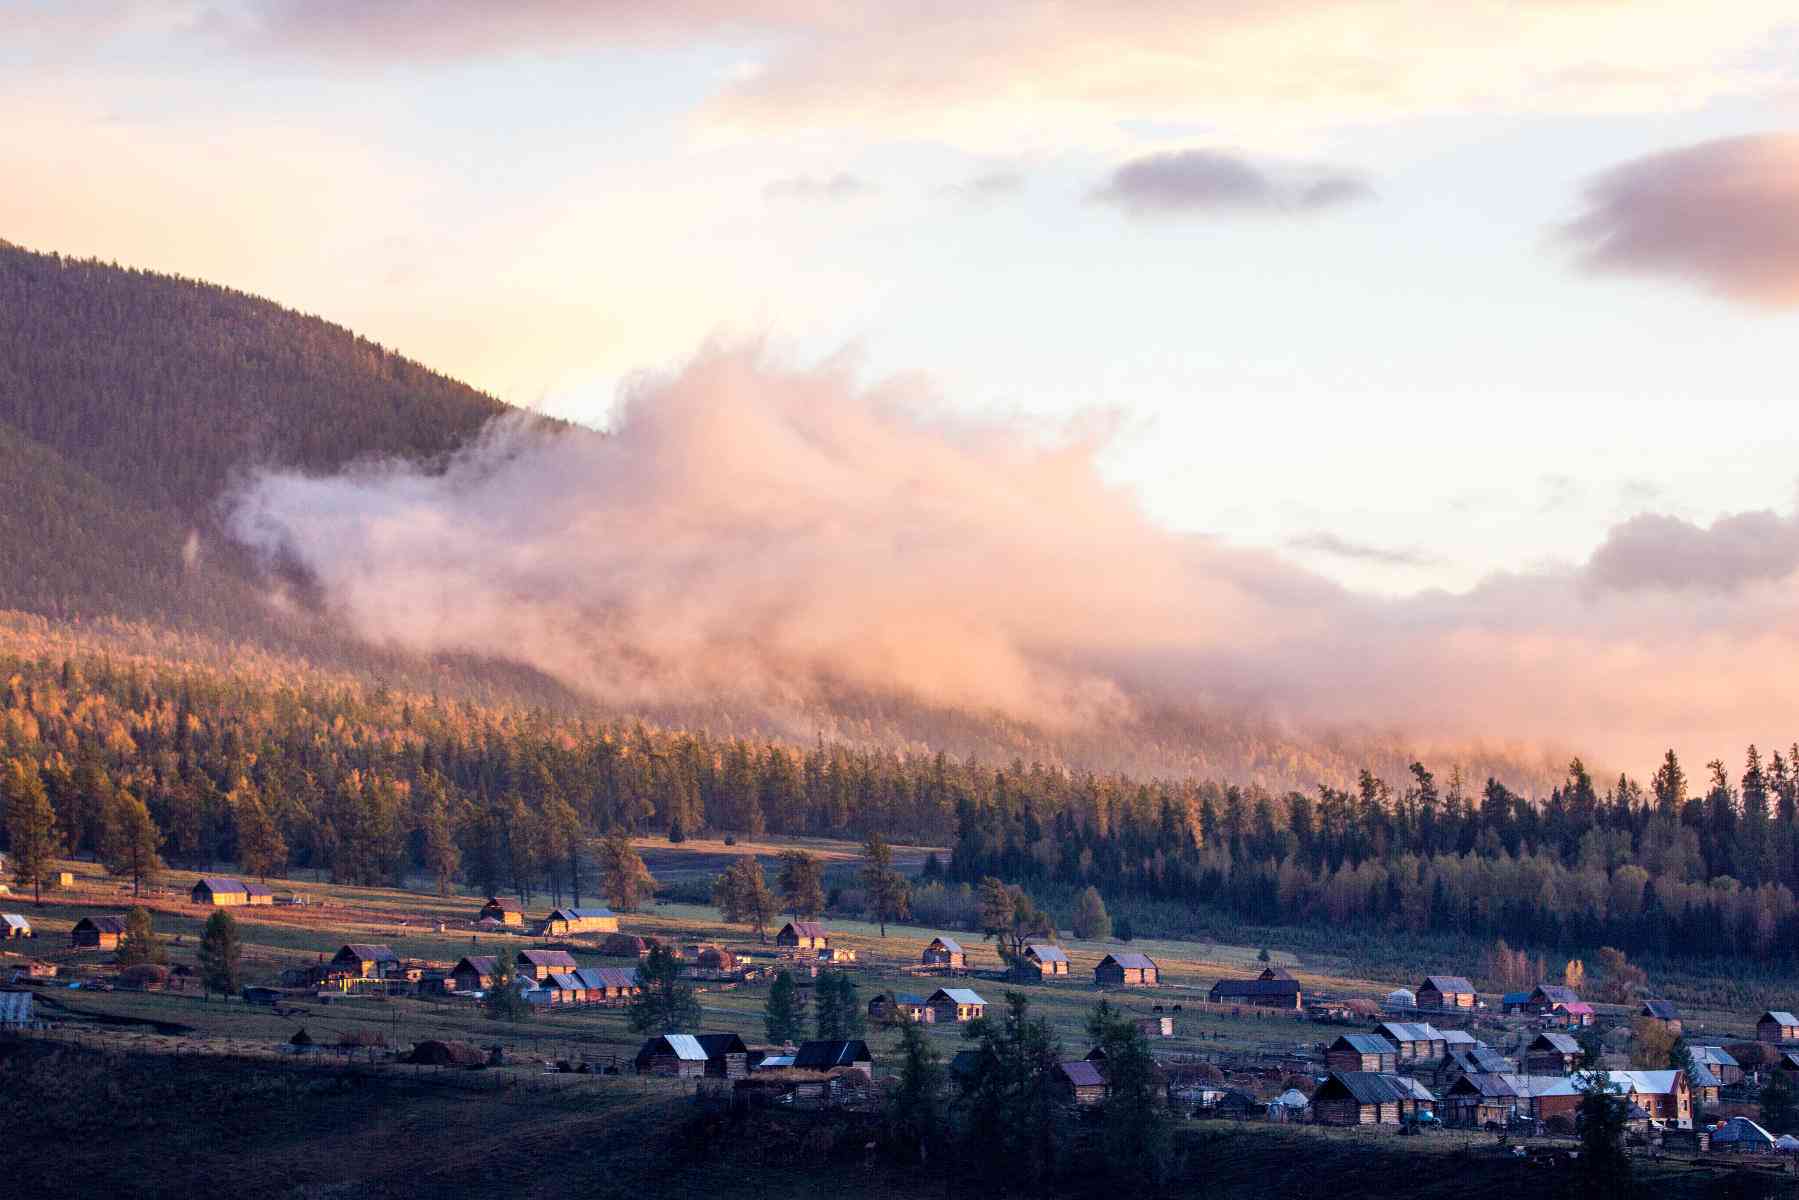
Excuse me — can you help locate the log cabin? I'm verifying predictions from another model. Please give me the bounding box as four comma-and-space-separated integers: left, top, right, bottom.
478, 896, 524, 926
539, 907, 618, 936
1019, 943, 1069, 978
1758, 1011, 1799, 1044
775, 921, 830, 952
69, 915, 127, 950
635, 1033, 709, 1078
331, 944, 400, 979
868, 992, 933, 1023
1415, 975, 1477, 1010
516, 949, 579, 982
1373, 1021, 1447, 1065
927, 987, 987, 1023
922, 936, 965, 969
793, 1040, 873, 1076
1054, 1059, 1107, 1106
1523, 1032, 1583, 1076
449, 956, 498, 992
1325, 1033, 1398, 1074
1208, 977, 1301, 1008
1095, 952, 1159, 987
1310, 1072, 1437, 1126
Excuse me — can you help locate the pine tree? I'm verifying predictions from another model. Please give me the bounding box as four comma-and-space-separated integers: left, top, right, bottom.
421, 793, 460, 898
777, 849, 825, 917
764, 968, 806, 1043
596, 830, 654, 912
101, 790, 163, 897
4, 759, 63, 904
814, 969, 844, 1039
233, 782, 287, 881
713, 855, 777, 941
484, 950, 533, 1021
117, 905, 167, 967
860, 831, 910, 936
886, 1017, 944, 1163
197, 909, 242, 998
1072, 886, 1111, 940
628, 944, 701, 1033
1087, 999, 1172, 1186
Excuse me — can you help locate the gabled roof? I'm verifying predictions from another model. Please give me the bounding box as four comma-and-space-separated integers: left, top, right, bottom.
930, 988, 986, 1006
1258, 966, 1296, 981
642, 1034, 707, 1062
1098, 952, 1157, 970
573, 966, 640, 990
1451, 1047, 1511, 1075
926, 936, 964, 954
544, 972, 584, 991
1529, 1032, 1581, 1054
518, 949, 579, 969
1763, 1011, 1799, 1027
1562, 1002, 1595, 1015
1539, 1070, 1684, 1098
1330, 1033, 1397, 1056
1376, 1021, 1444, 1043
1024, 943, 1069, 963
874, 992, 930, 1007
546, 907, 616, 920
482, 895, 523, 911
694, 1032, 748, 1057
1531, 984, 1580, 1004
1318, 1071, 1432, 1105
1440, 1029, 1480, 1047
337, 943, 398, 962
453, 955, 498, 976
793, 1040, 871, 1070
73, 915, 128, 934
195, 876, 249, 894
1689, 1062, 1721, 1088
243, 882, 274, 897
1692, 1045, 1739, 1068
1640, 999, 1679, 1020
782, 921, 828, 938
1420, 975, 1475, 994
1212, 978, 1301, 998
1, 914, 29, 932
1057, 1060, 1105, 1087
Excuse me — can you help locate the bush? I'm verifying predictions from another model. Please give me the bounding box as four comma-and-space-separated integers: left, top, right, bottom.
723, 834, 736, 846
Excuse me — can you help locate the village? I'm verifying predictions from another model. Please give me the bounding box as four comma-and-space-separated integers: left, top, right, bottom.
4, 844, 1799, 1192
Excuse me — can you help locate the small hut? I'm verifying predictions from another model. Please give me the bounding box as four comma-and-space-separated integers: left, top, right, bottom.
1326, 1033, 1398, 1074
1017, 943, 1070, 979
1054, 1059, 1107, 1106
1094, 952, 1159, 987
540, 907, 619, 936
922, 936, 965, 969
70, 915, 127, 950
926, 987, 987, 1023
635, 1034, 709, 1078
478, 896, 524, 926
516, 949, 579, 982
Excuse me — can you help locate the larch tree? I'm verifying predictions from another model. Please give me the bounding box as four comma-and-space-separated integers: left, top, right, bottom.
4, 758, 63, 904
234, 784, 287, 882
101, 789, 164, 897
596, 830, 655, 912
713, 855, 777, 941
861, 831, 911, 936
421, 793, 461, 898
117, 905, 167, 967
777, 849, 825, 917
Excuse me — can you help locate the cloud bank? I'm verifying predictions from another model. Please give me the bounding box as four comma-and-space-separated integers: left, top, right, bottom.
1567, 134, 1799, 307
1094, 150, 1369, 218
230, 344, 1799, 769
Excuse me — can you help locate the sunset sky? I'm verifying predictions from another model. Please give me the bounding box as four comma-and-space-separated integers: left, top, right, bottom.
7, 1, 1799, 601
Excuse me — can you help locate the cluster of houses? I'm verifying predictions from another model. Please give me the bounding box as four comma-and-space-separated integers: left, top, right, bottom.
475, 896, 623, 938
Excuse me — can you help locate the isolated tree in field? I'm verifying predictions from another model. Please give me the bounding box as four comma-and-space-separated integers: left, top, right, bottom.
887, 1017, 944, 1163
977, 877, 1055, 964
1072, 886, 1111, 940
628, 944, 701, 1033
713, 855, 778, 941
764, 968, 807, 1043
484, 951, 532, 1022
860, 832, 910, 936
4, 759, 63, 904
232, 783, 287, 881
117, 905, 167, 967
197, 909, 242, 997
596, 830, 655, 912
1087, 999, 1171, 1185
777, 849, 825, 917
1257, 946, 1272, 964
101, 790, 163, 896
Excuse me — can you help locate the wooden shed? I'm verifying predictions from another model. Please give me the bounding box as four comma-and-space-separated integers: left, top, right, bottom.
1326, 1033, 1398, 1074
1019, 943, 1069, 979
775, 921, 830, 952
927, 987, 987, 1023
478, 896, 524, 926
1760, 1011, 1799, 1044
635, 1033, 709, 1078
540, 907, 619, 936
1415, 975, 1476, 1010
696, 1032, 750, 1079
516, 948, 579, 982
922, 936, 965, 969
1095, 952, 1159, 987
575, 966, 641, 1001
1444, 1073, 1522, 1128
1054, 1059, 1107, 1106
331, 944, 400, 979
793, 1040, 872, 1076
1208, 977, 1301, 1008
1374, 1021, 1447, 1065
1311, 1072, 1436, 1126
450, 956, 498, 992
191, 876, 250, 906
1523, 1032, 1582, 1076
70, 915, 127, 950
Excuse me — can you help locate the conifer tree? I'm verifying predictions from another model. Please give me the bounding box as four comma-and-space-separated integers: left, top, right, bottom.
197, 909, 242, 998
764, 968, 806, 1043
777, 849, 825, 917
117, 905, 167, 967
4, 759, 63, 904
861, 831, 910, 936
1072, 886, 1111, 940
101, 790, 163, 897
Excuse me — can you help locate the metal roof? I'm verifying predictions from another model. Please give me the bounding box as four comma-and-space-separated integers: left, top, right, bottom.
195, 876, 249, 894
338, 943, 397, 962
1058, 1060, 1104, 1087
1689, 1062, 1721, 1088
1212, 978, 1301, 998
518, 949, 579, 968
1692, 1045, 1739, 1068
242, 882, 273, 896
1, 914, 29, 932
695, 1033, 747, 1056
928, 936, 964, 954
793, 1040, 871, 1069
783, 921, 828, 938
1332, 1033, 1397, 1055
1532, 984, 1580, 1004
1376, 1021, 1444, 1043
1538, 1070, 1683, 1098
547, 907, 616, 919
455, 956, 499, 975
75, 915, 128, 933
1420, 975, 1475, 994
652, 1034, 709, 1061
932, 988, 986, 1006
1453, 1047, 1511, 1074
1441, 1029, 1479, 1046
1102, 952, 1157, 970
1764, 1011, 1799, 1026
483, 896, 523, 910
573, 967, 639, 989
1501, 991, 1530, 1005
544, 972, 584, 990
1025, 943, 1069, 962
1530, 1032, 1581, 1054
1641, 999, 1679, 1019
1321, 1071, 1430, 1105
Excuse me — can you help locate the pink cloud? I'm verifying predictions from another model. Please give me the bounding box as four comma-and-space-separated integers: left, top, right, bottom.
1567, 133, 1799, 307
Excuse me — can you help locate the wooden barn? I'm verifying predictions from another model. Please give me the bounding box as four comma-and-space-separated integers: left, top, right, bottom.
516, 949, 579, 982
192, 877, 252, 906
1760, 1011, 1799, 1044
922, 936, 965, 969
696, 1032, 750, 1079
574, 966, 641, 1001
1326, 1033, 1398, 1074
927, 987, 987, 1023
775, 921, 830, 952
600, 933, 658, 958
869, 992, 933, 1023
1311, 1072, 1437, 1126
1018, 943, 1070, 979
1522, 983, 1582, 1017
635, 1033, 709, 1078
1444, 1073, 1523, 1128
1095, 952, 1159, 987
70, 915, 127, 950
1639, 999, 1682, 1035
540, 907, 618, 936
1208, 976, 1301, 1008
1523, 1032, 1582, 1075
331, 944, 400, 979
478, 896, 524, 926
1415, 975, 1476, 1010
793, 1040, 872, 1076
1374, 1021, 1447, 1065
1054, 1059, 1107, 1106
449, 956, 498, 992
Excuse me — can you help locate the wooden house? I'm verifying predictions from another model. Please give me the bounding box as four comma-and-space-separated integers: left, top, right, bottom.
536, 972, 590, 1004
1639, 999, 1681, 1035
775, 921, 830, 952
1311, 1072, 1436, 1126
1430, 1044, 1511, 1088
1689, 1060, 1722, 1106
478, 896, 524, 926
1759, 1011, 1799, 1045
1415, 975, 1476, 1010
540, 907, 618, 936
1444, 1073, 1524, 1128
1558, 1002, 1596, 1028
1054, 1059, 1107, 1106
191, 877, 249, 906
70, 915, 127, 950
1, 913, 29, 939
1535, 1070, 1691, 1130
1523, 1032, 1583, 1076
793, 1039, 872, 1076
1692, 1045, 1742, 1087
1208, 976, 1301, 1008
868, 992, 933, 1023
1326, 1033, 1398, 1074
574, 966, 641, 1001
1374, 1021, 1447, 1065
635, 1033, 709, 1078
1095, 952, 1159, 987
1019, 943, 1069, 979
449, 956, 498, 992
696, 1032, 750, 1079
927, 987, 987, 1023
922, 936, 965, 969
600, 933, 658, 958
1523, 983, 1582, 1017
516, 948, 579, 982
331, 944, 400, 979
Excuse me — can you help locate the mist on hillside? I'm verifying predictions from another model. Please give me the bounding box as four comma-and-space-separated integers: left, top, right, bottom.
228, 343, 1799, 785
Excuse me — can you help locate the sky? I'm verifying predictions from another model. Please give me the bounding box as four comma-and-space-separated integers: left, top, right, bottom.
10, 3, 1799, 769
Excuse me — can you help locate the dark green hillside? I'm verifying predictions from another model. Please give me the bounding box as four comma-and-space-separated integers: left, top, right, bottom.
0, 239, 507, 518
